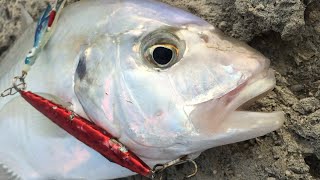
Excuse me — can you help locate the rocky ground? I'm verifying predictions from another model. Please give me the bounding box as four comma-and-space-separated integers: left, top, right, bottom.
0, 0, 319, 180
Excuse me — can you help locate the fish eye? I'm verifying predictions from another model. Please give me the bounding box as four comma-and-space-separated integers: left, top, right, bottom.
140, 28, 185, 69
147, 44, 178, 67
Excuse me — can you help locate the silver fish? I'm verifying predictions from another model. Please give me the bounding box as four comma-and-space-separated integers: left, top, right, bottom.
0, 0, 285, 179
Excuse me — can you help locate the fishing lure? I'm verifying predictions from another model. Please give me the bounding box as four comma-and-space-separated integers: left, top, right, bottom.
24, 0, 66, 69
20, 90, 152, 177
5, 76, 198, 179
1, 1, 199, 179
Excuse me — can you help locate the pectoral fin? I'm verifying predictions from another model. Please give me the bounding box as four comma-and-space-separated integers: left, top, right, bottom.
0, 94, 135, 179
0, 94, 68, 179
0, 94, 68, 138
19, 4, 34, 29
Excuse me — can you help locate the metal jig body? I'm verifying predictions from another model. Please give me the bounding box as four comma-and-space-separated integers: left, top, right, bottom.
20, 90, 152, 177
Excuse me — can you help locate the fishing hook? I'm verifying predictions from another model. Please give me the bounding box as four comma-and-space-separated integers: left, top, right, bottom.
151, 155, 198, 179
1, 0, 67, 98
1, 72, 27, 97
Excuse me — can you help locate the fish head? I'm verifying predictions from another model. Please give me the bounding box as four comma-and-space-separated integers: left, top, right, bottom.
74, 0, 285, 161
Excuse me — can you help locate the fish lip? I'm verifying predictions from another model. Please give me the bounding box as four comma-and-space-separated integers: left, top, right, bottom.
225, 68, 276, 111
215, 69, 285, 136
222, 69, 285, 129
189, 68, 282, 134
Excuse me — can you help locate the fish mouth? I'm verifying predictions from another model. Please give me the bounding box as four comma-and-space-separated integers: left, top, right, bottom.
190, 69, 285, 136
221, 69, 285, 133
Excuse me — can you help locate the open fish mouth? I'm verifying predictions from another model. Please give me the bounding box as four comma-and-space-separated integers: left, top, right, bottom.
190, 69, 285, 136
221, 69, 285, 132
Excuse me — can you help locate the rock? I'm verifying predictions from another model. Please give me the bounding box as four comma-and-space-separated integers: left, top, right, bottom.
266, 177, 276, 180
300, 97, 320, 114
291, 84, 305, 92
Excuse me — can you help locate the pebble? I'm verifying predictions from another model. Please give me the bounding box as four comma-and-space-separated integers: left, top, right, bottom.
290, 84, 304, 92
285, 170, 292, 176
266, 177, 276, 180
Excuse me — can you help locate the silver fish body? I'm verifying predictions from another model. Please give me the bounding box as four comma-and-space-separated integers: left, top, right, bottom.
0, 0, 284, 179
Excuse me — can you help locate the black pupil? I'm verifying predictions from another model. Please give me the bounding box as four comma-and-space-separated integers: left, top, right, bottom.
152, 47, 173, 65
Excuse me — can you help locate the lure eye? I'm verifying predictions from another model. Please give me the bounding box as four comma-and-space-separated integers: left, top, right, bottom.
140, 28, 185, 69
147, 44, 178, 67
27, 48, 36, 57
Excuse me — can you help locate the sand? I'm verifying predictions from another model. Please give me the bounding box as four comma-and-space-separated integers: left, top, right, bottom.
0, 0, 319, 180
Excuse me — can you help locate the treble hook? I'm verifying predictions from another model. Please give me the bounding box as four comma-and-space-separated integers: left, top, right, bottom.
0, 72, 27, 97
152, 155, 198, 179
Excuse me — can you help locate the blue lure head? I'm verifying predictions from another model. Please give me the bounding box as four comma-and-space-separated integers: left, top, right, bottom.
34, 4, 51, 48
25, 0, 66, 66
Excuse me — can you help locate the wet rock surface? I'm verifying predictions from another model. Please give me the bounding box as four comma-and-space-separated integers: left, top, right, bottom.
0, 0, 319, 179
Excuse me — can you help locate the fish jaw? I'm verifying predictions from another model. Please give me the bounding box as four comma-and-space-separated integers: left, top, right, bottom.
188, 69, 285, 148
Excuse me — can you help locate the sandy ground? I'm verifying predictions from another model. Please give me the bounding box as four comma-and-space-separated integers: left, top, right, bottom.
0, 0, 319, 180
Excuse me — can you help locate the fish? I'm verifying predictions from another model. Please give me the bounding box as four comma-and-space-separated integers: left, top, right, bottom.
0, 0, 285, 179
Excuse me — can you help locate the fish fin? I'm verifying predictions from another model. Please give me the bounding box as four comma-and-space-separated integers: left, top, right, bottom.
0, 163, 22, 180
0, 23, 35, 80
0, 94, 69, 179
18, 4, 34, 29
0, 94, 135, 179
0, 94, 68, 138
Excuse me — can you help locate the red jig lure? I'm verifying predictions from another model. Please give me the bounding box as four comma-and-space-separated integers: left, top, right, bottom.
20, 91, 152, 178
